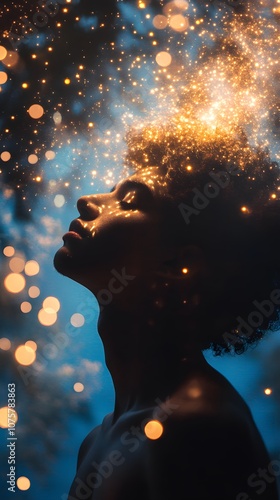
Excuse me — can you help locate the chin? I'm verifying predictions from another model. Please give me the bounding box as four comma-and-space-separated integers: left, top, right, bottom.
53, 246, 74, 277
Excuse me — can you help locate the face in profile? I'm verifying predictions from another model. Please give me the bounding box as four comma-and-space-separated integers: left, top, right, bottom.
54, 166, 181, 294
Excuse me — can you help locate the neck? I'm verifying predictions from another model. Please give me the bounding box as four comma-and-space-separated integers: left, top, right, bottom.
97, 297, 209, 421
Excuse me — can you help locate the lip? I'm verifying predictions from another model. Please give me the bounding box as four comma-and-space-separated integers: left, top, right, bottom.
63, 231, 83, 242
68, 218, 92, 238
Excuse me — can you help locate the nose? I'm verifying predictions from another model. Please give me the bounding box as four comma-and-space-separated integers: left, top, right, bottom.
77, 195, 101, 221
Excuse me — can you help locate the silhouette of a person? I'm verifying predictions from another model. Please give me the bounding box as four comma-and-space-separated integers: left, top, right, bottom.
54, 160, 279, 500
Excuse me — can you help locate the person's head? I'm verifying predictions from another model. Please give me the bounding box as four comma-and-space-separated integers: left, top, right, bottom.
54, 122, 280, 356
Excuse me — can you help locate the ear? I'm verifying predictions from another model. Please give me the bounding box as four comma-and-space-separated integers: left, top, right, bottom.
156, 244, 205, 280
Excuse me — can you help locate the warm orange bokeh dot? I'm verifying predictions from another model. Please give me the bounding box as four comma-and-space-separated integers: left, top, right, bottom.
0, 45, 8, 61
264, 388, 272, 396
74, 382, 85, 393
28, 286, 40, 298
15, 345, 36, 366
28, 154, 39, 164
9, 257, 25, 273
20, 302, 32, 314
0, 337, 11, 350
3, 246, 15, 257
1, 151, 11, 162
144, 420, 164, 440
4, 273, 26, 293
156, 51, 172, 67
25, 260, 40, 276
45, 150, 56, 160
169, 14, 189, 32
17, 477, 31, 491
28, 104, 44, 119
0, 71, 8, 84
25, 340, 37, 351
153, 14, 168, 29
43, 296, 60, 313
38, 308, 57, 326
0, 407, 18, 428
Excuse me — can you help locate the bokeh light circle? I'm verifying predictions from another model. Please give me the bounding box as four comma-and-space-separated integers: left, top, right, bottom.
17, 477, 31, 491
38, 308, 57, 326
1, 151, 11, 162
25, 260, 40, 276
144, 420, 164, 440
4, 273, 26, 293
0, 407, 18, 428
28, 104, 44, 119
156, 51, 172, 67
43, 296, 60, 313
70, 313, 85, 327
0, 71, 8, 84
15, 345, 36, 366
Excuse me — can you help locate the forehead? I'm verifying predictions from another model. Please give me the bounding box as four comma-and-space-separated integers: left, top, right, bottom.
124, 166, 168, 192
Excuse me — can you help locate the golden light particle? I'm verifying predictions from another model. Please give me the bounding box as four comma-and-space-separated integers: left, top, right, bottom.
64, 78, 71, 85
28, 286, 40, 298
3, 246, 15, 257
0, 46, 8, 61
169, 14, 189, 32
17, 477, 31, 491
28, 154, 38, 165
0, 407, 18, 428
144, 420, 164, 440
45, 150, 56, 160
2, 51, 19, 68
43, 296, 60, 313
28, 104, 44, 119
88, 122, 94, 128
264, 388, 272, 396
15, 345, 36, 366
186, 165, 192, 171
241, 206, 248, 213
153, 14, 168, 29
182, 268, 189, 274
38, 308, 57, 326
74, 382, 85, 393
0, 338, 11, 350
271, 194, 277, 199
0, 71, 8, 85
138, 1, 146, 8
20, 302, 32, 314
25, 340, 37, 351
9, 257, 25, 273
25, 260, 40, 276
4, 273, 26, 294
22, 83, 28, 89
156, 51, 172, 67
70, 313, 85, 328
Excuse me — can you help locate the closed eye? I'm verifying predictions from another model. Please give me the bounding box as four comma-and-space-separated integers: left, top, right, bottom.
119, 191, 139, 210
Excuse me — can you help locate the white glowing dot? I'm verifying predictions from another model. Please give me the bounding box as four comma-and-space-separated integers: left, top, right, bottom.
74, 382, 84, 393
1, 151, 11, 162
25, 260, 40, 276
144, 420, 164, 440
0, 338, 11, 350
4, 273, 26, 293
43, 296, 60, 313
156, 51, 172, 67
28, 286, 40, 298
17, 477, 31, 491
54, 194, 66, 208
28, 154, 38, 164
9, 257, 25, 273
28, 104, 44, 119
182, 268, 189, 274
25, 340, 37, 351
0, 407, 18, 428
38, 308, 57, 326
264, 388, 272, 396
45, 150, 56, 160
3, 246, 15, 257
0, 71, 8, 84
20, 302, 32, 314
53, 111, 62, 124
70, 313, 85, 328
15, 345, 36, 366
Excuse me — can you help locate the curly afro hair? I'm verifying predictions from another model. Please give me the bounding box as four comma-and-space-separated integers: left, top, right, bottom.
125, 119, 280, 355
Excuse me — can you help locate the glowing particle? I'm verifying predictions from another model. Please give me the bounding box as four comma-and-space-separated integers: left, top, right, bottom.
4, 273, 26, 294
169, 14, 189, 32
25, 260, 40, 276
28, 104, 44, 119
88, 122, 94, 128
20, 302, 32, 314
144, 420, 164, 440
28, 154, 38, 164
22, 83, 28, 89
9, 257, 25, 273
54, 194, 66, 208
2, 51, 19, 67
264, 388, 272, 396
45, 150, 56, 160
28, 286, 40, 298
156, 51, 172, 67
25, 340, 37, 351
43, 296, 60, 313
15, 345, 36, 366
0, 71, 8, 84
0, 407, 18, 428
3, 246, 15, 257
0, 338, 11, 350
271, 194, 277, 199
53, 111, 62, 125
182, 268, 189, 274
241, 206, 249, 213
186, 165, 192, 171
74, 382, 84, 393
17, 477, 31, 491
64, 78, 71, 85
153, 15, 168, 29
0, 46, 8, 61
70, 313, 85, 328
138, 1, 146, 8
38, 308, 57, 326
1, 151, 12, 161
